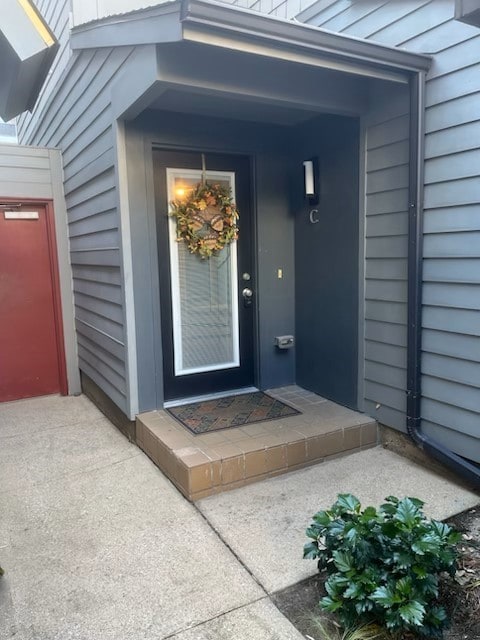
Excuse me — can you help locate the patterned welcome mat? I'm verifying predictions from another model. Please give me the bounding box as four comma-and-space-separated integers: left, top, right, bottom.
167, 391, 301, 434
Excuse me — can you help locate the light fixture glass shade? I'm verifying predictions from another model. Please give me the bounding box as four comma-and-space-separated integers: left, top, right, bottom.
303, 160, 315, 197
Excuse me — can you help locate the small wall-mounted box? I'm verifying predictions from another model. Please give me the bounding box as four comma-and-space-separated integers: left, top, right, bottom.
275, 335, 294, 349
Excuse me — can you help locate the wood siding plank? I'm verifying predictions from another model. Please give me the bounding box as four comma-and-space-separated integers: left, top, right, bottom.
425, 177, 480, 209
365, 380, 406, 413
366, 164, 409, 195
423, 306, 480, 337
421, 421, 480, 461
72, 265, 122, 286
365, 258, 407, 280
365, 236, 408, 259
422, 329, 480, 362
425, 148, 480, 184
365, 320, 407, 347
366, 279, 407, 303
422, 352, 480, 388
426, 120, 480, 158
366, 212, 408, 237
75, 318, 125, 360
424, 205, 480, 233
365, 341, 407, 369
365, 300, 407, 325
423, 233, 480, 259
426, 93, 480, 133
423, 283, 480, 310
366, 114, 410, 149
423, 375, 480, 414
366, 141, 409, 171
423, 258, 480, 283
422, 400, 480, 438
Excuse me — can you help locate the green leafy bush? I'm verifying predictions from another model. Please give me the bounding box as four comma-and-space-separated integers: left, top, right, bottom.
304, 494, 461, 638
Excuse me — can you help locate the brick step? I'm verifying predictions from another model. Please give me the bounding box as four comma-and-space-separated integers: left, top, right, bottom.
136, 388, 378, 501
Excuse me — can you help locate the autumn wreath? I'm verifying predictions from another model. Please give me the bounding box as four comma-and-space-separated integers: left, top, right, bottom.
170, 182, 239, 259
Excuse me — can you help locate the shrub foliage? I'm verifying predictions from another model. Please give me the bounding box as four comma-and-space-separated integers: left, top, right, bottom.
304, 494, 461, 638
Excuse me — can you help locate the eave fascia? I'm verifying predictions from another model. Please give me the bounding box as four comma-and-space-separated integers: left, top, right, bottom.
180, 0, 431, 77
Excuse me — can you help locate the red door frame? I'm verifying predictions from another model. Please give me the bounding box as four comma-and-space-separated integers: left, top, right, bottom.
0, 196, 68, 396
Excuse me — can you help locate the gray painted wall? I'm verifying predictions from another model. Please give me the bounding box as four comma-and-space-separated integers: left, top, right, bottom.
0, 143, 80, 395
293, 116, 360, 409
302, 0, 480, 461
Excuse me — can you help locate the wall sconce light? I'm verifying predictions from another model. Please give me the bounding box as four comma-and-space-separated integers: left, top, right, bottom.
303, 158, 319, 205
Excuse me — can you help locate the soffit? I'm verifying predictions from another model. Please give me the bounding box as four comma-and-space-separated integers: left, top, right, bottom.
0, 0, 59, 120
153, 40, 371, 118
148, 86, 352, 125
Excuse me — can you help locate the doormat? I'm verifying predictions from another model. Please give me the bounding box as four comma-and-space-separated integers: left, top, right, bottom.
167, 391, 301, 435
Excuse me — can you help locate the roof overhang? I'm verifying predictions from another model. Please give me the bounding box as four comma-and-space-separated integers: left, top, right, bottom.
71, 0, 431, 85
0, 0, 59, 120
455, 0, 480, 27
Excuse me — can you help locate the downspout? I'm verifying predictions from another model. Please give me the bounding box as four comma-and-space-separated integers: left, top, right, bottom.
406, 71, 480, 489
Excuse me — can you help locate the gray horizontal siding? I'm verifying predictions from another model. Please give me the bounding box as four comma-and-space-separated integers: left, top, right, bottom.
422, 330, 480, 361
365, 299, 406, 323
304, 0, 480, 460
423, 306, 480, 337
362, 81, 410, 430
18, 46, 139, 416
423, 258, 480, 283
422, 421, 480, 462
423, 353, 480, 390
424, 204, 480, 233
0, 144, 53, 199
426, 93, 480, 133
364, 400, 405, 432
424, 233, 480, 258
223, 0, 318, 18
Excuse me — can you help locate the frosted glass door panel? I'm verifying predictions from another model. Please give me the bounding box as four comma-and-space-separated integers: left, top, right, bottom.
167, 169, 239, 376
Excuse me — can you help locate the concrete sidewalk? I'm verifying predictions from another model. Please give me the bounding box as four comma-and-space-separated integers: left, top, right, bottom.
1, 395, 478, 639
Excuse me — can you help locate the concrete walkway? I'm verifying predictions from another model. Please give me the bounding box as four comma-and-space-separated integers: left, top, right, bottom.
0, 395, 478, 639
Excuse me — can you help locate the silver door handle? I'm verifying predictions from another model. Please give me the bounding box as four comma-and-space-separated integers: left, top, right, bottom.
242, 288, 253, 298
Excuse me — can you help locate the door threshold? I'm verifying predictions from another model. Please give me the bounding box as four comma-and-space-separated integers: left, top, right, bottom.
163, 386, 258, 409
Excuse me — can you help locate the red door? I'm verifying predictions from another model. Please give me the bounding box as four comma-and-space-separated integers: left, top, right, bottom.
0, 203, 65, 402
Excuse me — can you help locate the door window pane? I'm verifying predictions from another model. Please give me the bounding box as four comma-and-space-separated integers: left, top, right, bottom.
167, 170, 240, 376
